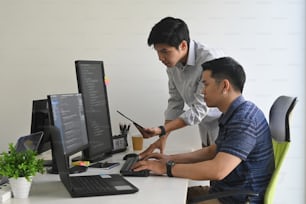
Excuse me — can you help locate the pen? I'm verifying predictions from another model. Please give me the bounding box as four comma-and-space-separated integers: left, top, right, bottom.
119, 123, 130, 135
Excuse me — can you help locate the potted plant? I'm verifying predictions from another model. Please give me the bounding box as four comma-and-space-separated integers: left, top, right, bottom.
0, 143, 44, 198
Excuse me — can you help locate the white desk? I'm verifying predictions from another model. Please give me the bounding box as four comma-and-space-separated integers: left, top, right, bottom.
4, 151, 189, 204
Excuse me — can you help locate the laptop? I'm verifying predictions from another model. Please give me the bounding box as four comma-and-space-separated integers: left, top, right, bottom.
15, 131, 44, 152
50, 127, 139, 198
0, 131, 44, 185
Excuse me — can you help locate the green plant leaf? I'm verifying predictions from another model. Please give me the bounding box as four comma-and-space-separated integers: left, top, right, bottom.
0, 143, 45, 180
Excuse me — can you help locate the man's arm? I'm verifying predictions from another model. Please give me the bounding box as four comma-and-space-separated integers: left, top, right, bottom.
171, 152, 242, 180
140, 117, 187, 139
148, 118, 186, 136
139, 119, 186, 158
169, 144, 217, 163
134, 148, 241, 181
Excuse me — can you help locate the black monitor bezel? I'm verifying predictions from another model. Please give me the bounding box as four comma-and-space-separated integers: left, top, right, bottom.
47, 93, 89, 157
30, 99, 52, 154
75, 60, 113, 162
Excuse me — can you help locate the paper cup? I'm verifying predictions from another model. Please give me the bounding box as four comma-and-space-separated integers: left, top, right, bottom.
132, 135, 143, 151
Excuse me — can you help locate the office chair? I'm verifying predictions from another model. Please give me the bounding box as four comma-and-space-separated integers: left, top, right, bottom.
264, 95, 297, 204
188, 95, 297, 204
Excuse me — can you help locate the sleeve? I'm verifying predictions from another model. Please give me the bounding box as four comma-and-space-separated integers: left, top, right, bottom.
179, 79, 221, 126
217, 119, 257, 161
164, 76, 185, 120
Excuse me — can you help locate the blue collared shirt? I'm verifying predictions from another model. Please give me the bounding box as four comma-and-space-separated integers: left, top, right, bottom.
210, 96, 275, 203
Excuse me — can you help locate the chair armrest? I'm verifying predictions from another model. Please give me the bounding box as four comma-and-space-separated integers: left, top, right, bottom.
188, 189, 259, 204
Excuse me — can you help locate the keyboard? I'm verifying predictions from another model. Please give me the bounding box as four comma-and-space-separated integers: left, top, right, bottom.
66, 174, 138, 197
70, 175, 114, 193
120, 155, 150, 177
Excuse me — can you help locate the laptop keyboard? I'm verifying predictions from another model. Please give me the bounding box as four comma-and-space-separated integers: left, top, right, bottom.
120, 156, 150, 177
70, 175, 114, 193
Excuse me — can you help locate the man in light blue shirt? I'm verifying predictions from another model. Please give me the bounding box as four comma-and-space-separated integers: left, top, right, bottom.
140, 17, 224, 158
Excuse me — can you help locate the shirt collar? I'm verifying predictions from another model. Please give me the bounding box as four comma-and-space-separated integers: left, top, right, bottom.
219, 95, 245, 126
176, 40, 195, 70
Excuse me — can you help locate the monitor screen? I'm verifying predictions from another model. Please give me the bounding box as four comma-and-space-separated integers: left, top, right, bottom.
47, 93, 88, 157
30, 99, 52, 154
75, 60, 113, 162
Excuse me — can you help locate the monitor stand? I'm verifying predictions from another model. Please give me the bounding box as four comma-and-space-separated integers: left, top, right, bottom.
43, 159, 53, 167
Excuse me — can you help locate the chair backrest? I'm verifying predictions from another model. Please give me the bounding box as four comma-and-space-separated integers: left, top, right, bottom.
269, 96, 297, 143
264, 95, 297, 204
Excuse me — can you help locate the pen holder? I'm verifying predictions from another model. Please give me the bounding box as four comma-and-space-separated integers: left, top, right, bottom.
112, 133, 128, 153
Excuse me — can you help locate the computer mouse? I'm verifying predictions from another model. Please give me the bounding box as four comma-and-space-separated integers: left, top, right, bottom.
123, 153, 138, 160
69, 165, 88, 174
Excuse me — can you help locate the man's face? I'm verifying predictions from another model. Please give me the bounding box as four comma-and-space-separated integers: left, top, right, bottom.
154, 42, 186, 67
202, 70, 223, 108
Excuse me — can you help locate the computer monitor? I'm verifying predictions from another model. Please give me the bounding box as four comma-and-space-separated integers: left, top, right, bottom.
47, 93, 89, 173
30, 99, 59, 172
30, 99, 52, 154
75, 60, 113, 162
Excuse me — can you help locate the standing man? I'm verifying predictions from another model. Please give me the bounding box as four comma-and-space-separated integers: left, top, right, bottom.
134, 57, 274, 203
140, 17, 224, 157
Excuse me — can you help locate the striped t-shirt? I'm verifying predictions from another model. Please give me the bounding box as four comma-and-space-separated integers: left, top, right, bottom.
210, 96, 275, 204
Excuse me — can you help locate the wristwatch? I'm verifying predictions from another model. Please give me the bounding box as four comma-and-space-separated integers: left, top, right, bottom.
158, 126, 166, 137
166, 160, 176, 177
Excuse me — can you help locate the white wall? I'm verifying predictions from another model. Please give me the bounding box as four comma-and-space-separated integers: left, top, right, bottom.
0, 1, 304, 203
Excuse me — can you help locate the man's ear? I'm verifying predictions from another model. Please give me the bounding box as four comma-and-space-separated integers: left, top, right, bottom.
222, 79, 231, 94
179, 40, 188, 51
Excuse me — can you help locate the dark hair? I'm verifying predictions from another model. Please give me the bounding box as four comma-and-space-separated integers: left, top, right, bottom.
201, 57, 246, 93
147, 17, 190, 49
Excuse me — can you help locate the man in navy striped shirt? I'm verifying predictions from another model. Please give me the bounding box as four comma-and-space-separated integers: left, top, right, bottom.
133, 57, 274, 204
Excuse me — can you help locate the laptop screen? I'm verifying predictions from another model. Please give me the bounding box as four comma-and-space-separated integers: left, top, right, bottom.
15, 131, 44, 152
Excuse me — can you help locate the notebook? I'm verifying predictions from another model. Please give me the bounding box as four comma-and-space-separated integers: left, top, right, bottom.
0, 131, 44, 186
50, 127, 139, 198
15, 131, 44, 152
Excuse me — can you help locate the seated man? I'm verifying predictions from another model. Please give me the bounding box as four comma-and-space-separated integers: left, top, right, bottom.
133, 57, 275, 204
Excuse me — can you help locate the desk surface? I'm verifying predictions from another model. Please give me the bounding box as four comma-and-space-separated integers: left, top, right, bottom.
4, 151, 189, 204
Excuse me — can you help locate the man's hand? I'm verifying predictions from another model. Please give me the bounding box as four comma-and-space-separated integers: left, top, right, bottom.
135, 125, 162, 138
139, 135, 168, 159
134, 123, 152, 138
132, 153, 170, 175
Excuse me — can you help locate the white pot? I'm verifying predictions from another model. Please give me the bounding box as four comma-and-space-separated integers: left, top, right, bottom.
9, 177, 32, 199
